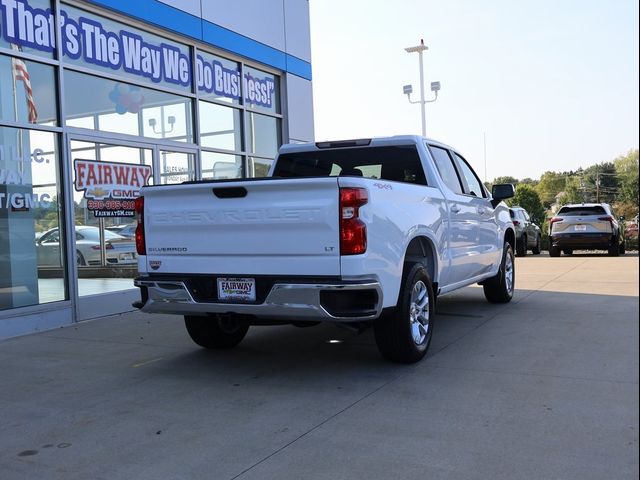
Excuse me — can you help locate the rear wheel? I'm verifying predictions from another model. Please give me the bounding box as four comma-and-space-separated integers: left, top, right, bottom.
374, 263, 435, 363
619, 241, 626, 255
608, 239, 620, 257
516, 235, 527, 257
483, 242, 515, 304
549, 245, 561, 257
76, 250, 86, 266
532, 235, 541, 254
184, 314, 249, 349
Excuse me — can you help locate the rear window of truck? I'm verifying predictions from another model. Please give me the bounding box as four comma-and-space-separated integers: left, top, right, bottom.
273, 146, 427, 186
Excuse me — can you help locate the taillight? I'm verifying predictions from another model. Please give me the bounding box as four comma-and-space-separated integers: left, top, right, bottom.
549, 217, 562, 233
92, 243, 114, 250
512, 220, 520, 226
340, 187, 368, 255
135, 196, 145, 255
598, 216, 614, 227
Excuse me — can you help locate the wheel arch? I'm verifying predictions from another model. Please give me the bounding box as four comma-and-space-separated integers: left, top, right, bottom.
403, 235, 438, 292
505, 227, 516, 252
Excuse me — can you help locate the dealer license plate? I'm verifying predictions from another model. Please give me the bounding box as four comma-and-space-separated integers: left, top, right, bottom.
574, 225, 587, 231
217, 277, 256, 302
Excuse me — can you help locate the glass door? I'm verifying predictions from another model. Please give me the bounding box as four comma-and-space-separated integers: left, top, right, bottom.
67, 135, 197, 320
68, 136, 153, 320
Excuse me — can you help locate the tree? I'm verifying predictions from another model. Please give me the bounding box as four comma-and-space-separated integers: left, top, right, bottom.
556, 176, 585, 205
614, 149, 639, 205
511, 184, 545, 224
491, 176, 519, 187
582, 162, 618, 203
535, 172, 566, 208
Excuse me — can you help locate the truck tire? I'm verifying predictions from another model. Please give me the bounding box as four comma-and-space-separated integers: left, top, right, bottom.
608, 241, 619, 256
374, 263, 435, 363
483, 242, 515, 304
184, 314, 249, 349
532, 235, 541, 254
516, 235, 526, 257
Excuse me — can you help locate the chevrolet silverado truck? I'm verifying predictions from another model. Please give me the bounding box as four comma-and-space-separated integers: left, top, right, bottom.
133, 136, 515, 363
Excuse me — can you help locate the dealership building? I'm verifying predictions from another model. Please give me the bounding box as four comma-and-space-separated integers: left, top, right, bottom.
0, 0, 314, 338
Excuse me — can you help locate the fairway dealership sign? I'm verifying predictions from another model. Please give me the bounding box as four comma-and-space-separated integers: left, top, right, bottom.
74, 159, 152, 218
0, 0, 276, 107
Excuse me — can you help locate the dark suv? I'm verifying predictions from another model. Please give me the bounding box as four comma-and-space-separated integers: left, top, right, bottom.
509, 207, 541, 256
548, 203, 625, 256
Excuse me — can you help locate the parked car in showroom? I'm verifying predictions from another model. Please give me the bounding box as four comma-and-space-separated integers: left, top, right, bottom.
37, 226, 137, 266
509, 206, 541, 256
548, 203, 625, 257
106, 223, 137, 239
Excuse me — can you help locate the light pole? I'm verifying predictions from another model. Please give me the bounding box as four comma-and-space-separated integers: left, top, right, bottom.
404, 39, 440, 137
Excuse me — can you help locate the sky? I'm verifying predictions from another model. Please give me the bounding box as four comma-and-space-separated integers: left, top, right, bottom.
308, 0, 639, 182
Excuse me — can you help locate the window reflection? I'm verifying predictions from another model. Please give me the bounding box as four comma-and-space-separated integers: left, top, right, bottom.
246, 112, 280, 158
0, 54, 58, 126
249, 157, 273, 177
201, 151, 243, 179
199, 101, 242, 151
64, 70, 193, 142
1, 126, 65, 309
159, 151, 195, 184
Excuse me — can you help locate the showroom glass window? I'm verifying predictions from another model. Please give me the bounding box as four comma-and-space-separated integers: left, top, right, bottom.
62, 4, 192, 94
244, 66, 281, 175
64, 70, 193, 142
60, 4, 194, 144
0, 0, 55, 59
198, 51, 243, 153
0, 126, 66, 309
0, 54, 58, 126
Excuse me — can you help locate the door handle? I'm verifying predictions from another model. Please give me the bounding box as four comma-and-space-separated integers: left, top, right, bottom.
477, 207, 486, 215
450, 205, 460, 214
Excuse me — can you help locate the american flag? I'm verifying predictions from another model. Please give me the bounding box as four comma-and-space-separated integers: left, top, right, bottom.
11, 44, 38, 124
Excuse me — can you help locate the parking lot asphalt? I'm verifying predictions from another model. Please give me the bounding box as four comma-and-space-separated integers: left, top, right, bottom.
1, 253, 638, 480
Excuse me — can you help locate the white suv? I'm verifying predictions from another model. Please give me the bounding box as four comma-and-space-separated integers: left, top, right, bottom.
549, 203, 625, 256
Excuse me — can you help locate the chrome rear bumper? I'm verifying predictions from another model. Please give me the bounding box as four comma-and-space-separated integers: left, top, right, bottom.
134, 278, 383, 322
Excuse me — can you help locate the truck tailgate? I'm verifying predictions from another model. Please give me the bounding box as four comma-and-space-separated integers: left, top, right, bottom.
142, 177, 341, 276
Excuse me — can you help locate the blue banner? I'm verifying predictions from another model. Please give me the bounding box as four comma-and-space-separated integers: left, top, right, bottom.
0, 0, 275, 108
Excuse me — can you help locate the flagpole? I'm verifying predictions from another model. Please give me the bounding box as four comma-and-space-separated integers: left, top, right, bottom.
11, 52, 25, 176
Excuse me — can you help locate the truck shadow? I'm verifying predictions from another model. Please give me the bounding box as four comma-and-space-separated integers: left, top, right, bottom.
150, 283, 638, 384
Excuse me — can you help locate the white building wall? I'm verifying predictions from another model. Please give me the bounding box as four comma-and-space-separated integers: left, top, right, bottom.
286, 73, 314, 142
284, 0, 311, 62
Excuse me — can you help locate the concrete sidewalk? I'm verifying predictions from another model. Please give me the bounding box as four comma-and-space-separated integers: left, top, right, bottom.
1, 254, 638, 479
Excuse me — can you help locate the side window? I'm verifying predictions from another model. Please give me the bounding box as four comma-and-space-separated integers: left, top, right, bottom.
453, 153, 486, 198
429, 145, 463, 194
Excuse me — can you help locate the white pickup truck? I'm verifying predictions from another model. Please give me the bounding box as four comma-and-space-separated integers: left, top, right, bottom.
133, 136, 515, 363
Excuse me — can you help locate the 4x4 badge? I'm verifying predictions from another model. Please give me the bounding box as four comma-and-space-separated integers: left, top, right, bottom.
150, 260, 161, 270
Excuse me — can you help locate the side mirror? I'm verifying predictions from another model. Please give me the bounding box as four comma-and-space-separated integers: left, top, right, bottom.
491, 183, 515, 207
